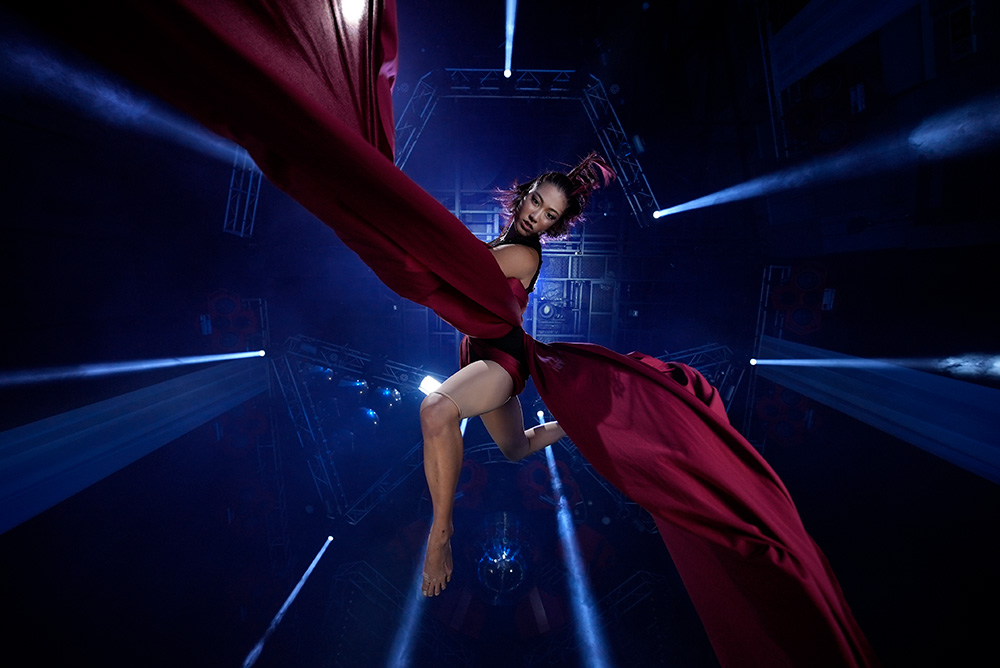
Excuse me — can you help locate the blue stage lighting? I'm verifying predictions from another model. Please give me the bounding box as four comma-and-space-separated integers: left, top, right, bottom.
653, 92, 1000, 220
386, 551, 427, 668
545, 447, 611, 668
504, 0, 518, 77
752, 354, 1000, 380
242, 536, 334, 668
2, 40, 237, 164
418, 375, 441, 395
0, 350, 267, 387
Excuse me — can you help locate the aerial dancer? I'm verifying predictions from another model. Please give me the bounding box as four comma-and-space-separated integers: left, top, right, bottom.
419, 154, 614, 597
3, 0, 879, 664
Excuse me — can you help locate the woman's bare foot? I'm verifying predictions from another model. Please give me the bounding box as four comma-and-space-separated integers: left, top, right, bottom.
422, 528, 453, 597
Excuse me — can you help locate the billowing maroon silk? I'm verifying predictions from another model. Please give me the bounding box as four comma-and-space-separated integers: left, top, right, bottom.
7, 1, 878, 665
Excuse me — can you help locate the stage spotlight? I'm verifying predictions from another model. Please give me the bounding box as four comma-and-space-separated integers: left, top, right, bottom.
504, 0, 517, 77
2, 40, 236, 164
0, 350, 266, 387
418, 375, 441, 395
545, 447, 610, 668
752, 353, 1000, 380
242, 536, 334, 668
371, 386, 403, 412
351, 407, 379, 439
652, 92, 1000, 220
387, 546, 429, 668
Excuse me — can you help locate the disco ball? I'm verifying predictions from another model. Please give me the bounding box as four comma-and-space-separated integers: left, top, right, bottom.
475, 511, 530, 605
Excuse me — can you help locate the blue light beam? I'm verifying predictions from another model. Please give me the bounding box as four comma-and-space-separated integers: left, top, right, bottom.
545, 446, 611, 668
0, 350, 266, 387
504, 0, 518, 78
1, 41, 238, 163
654, 91, 1000, 219
242, 536, 335, 668
751, 353, 1000, 380
386, 547, 429, 668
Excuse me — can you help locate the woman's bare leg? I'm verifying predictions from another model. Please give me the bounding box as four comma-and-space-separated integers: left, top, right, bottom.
419, 360, 513, 596
481, 398, 566, 462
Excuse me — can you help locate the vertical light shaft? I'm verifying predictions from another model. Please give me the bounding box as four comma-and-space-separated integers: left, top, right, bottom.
242, 536, 334, 668
545, 446, 610, 668
504, 0, 518, 77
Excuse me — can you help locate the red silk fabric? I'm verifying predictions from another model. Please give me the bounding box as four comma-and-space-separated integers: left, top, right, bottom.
7, 1, 878, 665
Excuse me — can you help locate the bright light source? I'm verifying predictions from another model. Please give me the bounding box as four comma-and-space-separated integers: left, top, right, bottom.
751, 354, 1000, 379
536, 410, 545, 423
242, 536, 334, 668
504, 0, 517, 79
545, 447, 611, 667
653, 93, 1000, 220
750, 358, 757, 366
0, 350, 267, 387
419, 375, 441, 395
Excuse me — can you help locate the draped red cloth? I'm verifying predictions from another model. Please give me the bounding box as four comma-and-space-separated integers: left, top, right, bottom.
6, 1, 878, 665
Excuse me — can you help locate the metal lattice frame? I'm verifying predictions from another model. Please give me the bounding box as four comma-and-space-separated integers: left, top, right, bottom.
285, 334, 443, 393
222, 147, 263, 237
274, 335, 446, 518
580, 76, 660, 227
558, 440, 657, 533
343, 438, 424, 525
741, 265, 793, 448
659, 343, 746, 412
524, 570, 670, 666
394, 68, 659, 228
270, 354, 350, 515
328, 561, 475, 667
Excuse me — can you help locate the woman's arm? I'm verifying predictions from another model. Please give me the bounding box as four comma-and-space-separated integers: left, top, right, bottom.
490, 244, 540, 288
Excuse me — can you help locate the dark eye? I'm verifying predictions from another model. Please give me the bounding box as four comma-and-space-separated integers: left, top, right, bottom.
546, 212, 555, 220
531, 195, 538, 204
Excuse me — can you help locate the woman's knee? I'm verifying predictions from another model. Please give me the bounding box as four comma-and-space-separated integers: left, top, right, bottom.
420, 392, 461, 434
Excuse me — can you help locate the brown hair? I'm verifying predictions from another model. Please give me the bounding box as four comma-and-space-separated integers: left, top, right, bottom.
496, 152, 616, 240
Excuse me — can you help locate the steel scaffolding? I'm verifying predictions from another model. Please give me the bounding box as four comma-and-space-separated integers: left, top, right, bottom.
393, 68, 659, 228
222, 147, 262, 237
659, 342, 746, 412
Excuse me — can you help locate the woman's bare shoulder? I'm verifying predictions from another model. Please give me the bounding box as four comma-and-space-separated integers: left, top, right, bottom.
490, 243, 540, 280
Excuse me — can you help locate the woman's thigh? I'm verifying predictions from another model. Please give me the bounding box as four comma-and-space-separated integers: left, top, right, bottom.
434, 360, 514, 419
480, 396, 528, 458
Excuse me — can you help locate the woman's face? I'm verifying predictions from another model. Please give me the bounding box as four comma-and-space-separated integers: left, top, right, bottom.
514, 182, 569, 237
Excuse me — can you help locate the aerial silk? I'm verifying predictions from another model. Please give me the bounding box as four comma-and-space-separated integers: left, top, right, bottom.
4, 1, 879, 665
